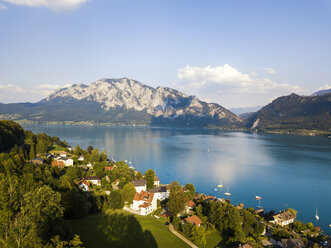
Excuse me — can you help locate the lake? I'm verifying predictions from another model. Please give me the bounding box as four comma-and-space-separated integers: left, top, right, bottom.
23, 125, 331, 234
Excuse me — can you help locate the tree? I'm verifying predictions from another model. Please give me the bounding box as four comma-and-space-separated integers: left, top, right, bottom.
122, 183, 136, 204
185, 183, 195, 200
136, 171, 143, 180
101, 151, 108, 162
110, 190, 124, 209
191, 226, 206, 245
91, 148, 100, 163
166, 181, 186, 216
29, 145, 35, 160
73, 145, 84, 156
145, 169, 155, 190
87, 145, 94, 154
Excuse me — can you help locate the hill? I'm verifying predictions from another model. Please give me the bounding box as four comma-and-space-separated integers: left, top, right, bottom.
0, 78, 242, 128
0, 120, 25, 152
244, 93, 331, 135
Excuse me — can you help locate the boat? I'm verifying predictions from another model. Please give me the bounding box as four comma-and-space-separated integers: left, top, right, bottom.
224, 192, 231, 196
315, 208, 319, 221
217, 184, 223, 188
255, 196, 263, 208
255, 196, 262, 200
214, 188, 217, 191
329, 224, 331, 228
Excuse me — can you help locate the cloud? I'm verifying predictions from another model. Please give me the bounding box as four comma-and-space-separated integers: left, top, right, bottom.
0, 83, 69, 103
0, 3, 7, 9
265, 67, 276, 75
2, 0, 88, 11
174, 64, 307, 108
318, 84, 331, 90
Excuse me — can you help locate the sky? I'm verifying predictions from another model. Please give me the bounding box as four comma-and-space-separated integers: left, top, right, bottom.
0, 0, 331, 108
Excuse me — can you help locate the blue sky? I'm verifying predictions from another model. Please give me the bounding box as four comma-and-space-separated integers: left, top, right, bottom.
0, 0, 330, 108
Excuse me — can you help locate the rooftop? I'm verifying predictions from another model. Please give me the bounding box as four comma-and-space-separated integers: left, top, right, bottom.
184, 215, 202, 227
132, 179, 147, 187
133, 191, 154, 203
148, 185, 168, 193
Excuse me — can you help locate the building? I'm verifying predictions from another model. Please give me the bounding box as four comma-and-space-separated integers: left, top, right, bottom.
131, 191, 157, 215
59, 151, 67, 157
57, 157, 74, 167
51, 160, 65, 169
184, 215, 202, 227
78, 156, 84, 161
132, 179, 147, 193
154, 176, 160, 186
270, 210, 295, 226
148, 185, 169, 201
185, 200, 196, 213
77, 180, 90, 191
281, 239, 305, 248
30, 158, 44, 165
104, 166, 114, 171
84, 176, 101, 185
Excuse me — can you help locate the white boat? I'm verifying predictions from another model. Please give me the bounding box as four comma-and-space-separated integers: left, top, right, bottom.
315, 208, 319, 221
224, 192, 231, 196
329, 224, 331, 228
255, 196, 262, 200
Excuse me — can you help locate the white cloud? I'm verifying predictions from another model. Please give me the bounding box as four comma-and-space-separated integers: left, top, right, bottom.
174, 64, 307, 108
0, 83, 69, 103
3, 0, 88, 11
0, 3, 7, 9
318, 84, 331, 90
265, 67, 276, 75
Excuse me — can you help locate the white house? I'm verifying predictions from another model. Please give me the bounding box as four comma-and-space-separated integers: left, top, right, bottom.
131, 191, 157, 215
84, 176, 101, 185
87, 162, 92, 167
154, 176, 160, 186
270, 210, 295, 226
57, 157, 74, 167
148, 185, 169, 201
78, 156, 84, 161
77, 180, 90, 191
132, 179, 147, 193
59, 152, 67, 158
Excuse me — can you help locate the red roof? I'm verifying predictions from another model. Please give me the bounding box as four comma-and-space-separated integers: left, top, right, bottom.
186, 200, 196, 208
184, 215, 202, 226
133, 191, 154, 202
104, 166, 114, 171
52, 161, 64, 167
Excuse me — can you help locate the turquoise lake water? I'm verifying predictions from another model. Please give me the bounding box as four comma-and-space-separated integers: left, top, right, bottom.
24, 125, 331, 234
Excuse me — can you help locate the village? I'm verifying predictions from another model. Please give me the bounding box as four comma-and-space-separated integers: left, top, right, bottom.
29, 144, 330, 248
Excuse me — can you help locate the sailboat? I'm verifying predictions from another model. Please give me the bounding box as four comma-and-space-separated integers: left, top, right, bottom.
315, 208, 319, 221
255, 196, 263, 209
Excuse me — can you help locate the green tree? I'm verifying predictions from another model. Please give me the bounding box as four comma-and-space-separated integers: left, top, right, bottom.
73, 145, 84, 156
101, 151, 108, 162
87, 145, 94, 154
110, 190, 124, 209
91, 148, 100, 163
29, 145, 35, 160
122, 183, 136, 204
191, 226, 206, 245
145, 169, 155, 190
185, 183, 195, 200
166, 181, 186, 216
136, 171, 143, 180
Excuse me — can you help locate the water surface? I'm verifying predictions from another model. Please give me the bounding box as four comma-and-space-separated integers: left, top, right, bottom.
24, 125, 331, 234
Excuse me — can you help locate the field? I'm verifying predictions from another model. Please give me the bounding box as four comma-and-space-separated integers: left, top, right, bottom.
68, 210, 190, 248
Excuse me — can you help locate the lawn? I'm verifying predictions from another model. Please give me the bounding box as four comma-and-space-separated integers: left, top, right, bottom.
202, 231, 222, 248
68, 210, 190, 248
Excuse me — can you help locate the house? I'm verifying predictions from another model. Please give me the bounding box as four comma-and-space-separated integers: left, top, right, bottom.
270, 210, 295, 226
77, 180, 90, 191
78, 156, 84, 161
261, 239, 273, 247
57, 157, 74, 167
30, 158, 44, 165
281, 239, 305, 248
131, 191, 157, 215
104, 166, 114, 171
148, 185, 169, 201
84, 176, 101, 185
59, 151, 67, 157
184, 215, 202, 227
154, 176, 160, 186
132, 179, 147, 193
51, 160, 65, 169
185, 200, 196, 213
87, 162, 92, 167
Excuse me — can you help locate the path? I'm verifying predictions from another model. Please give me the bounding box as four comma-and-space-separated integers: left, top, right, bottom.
168, 224, 199, 248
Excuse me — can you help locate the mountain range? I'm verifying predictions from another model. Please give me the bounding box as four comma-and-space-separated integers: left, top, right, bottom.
0, 78, 330, 134
0, 78, 242, 127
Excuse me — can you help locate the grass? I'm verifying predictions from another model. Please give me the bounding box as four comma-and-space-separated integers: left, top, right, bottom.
48, 144, 67, 152
201, 231, 222, 248
68, 210, 190, 248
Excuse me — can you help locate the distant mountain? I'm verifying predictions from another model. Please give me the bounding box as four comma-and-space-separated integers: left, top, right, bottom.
230, 106, 262, 115
0, 78, 242, 127
244, 93, 331, 133
239, 112, 255, 120
311, 88, 331, 96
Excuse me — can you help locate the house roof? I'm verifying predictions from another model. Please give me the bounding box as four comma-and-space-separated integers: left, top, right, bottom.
148, 185, 168, 193
51, 160, 65, 167
281, 239, 305, 248
154, 176, 160, 181
133, 191, 154, 203
186, 200, 196, 208
139, 202, 152, 208
132, 179, 147, 187
104, 166, 114, 171
184, 215, 202, 226
77, 180, 90, 186
274, 210, 295, 222
84, 176, 101, 181
58, 157, 73, 161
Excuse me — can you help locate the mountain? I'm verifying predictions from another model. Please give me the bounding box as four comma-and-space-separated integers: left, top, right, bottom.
311, 88, 331, 96
0, 78, 242, 127
244, 93, 331, 134
230, 106, 262, 115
